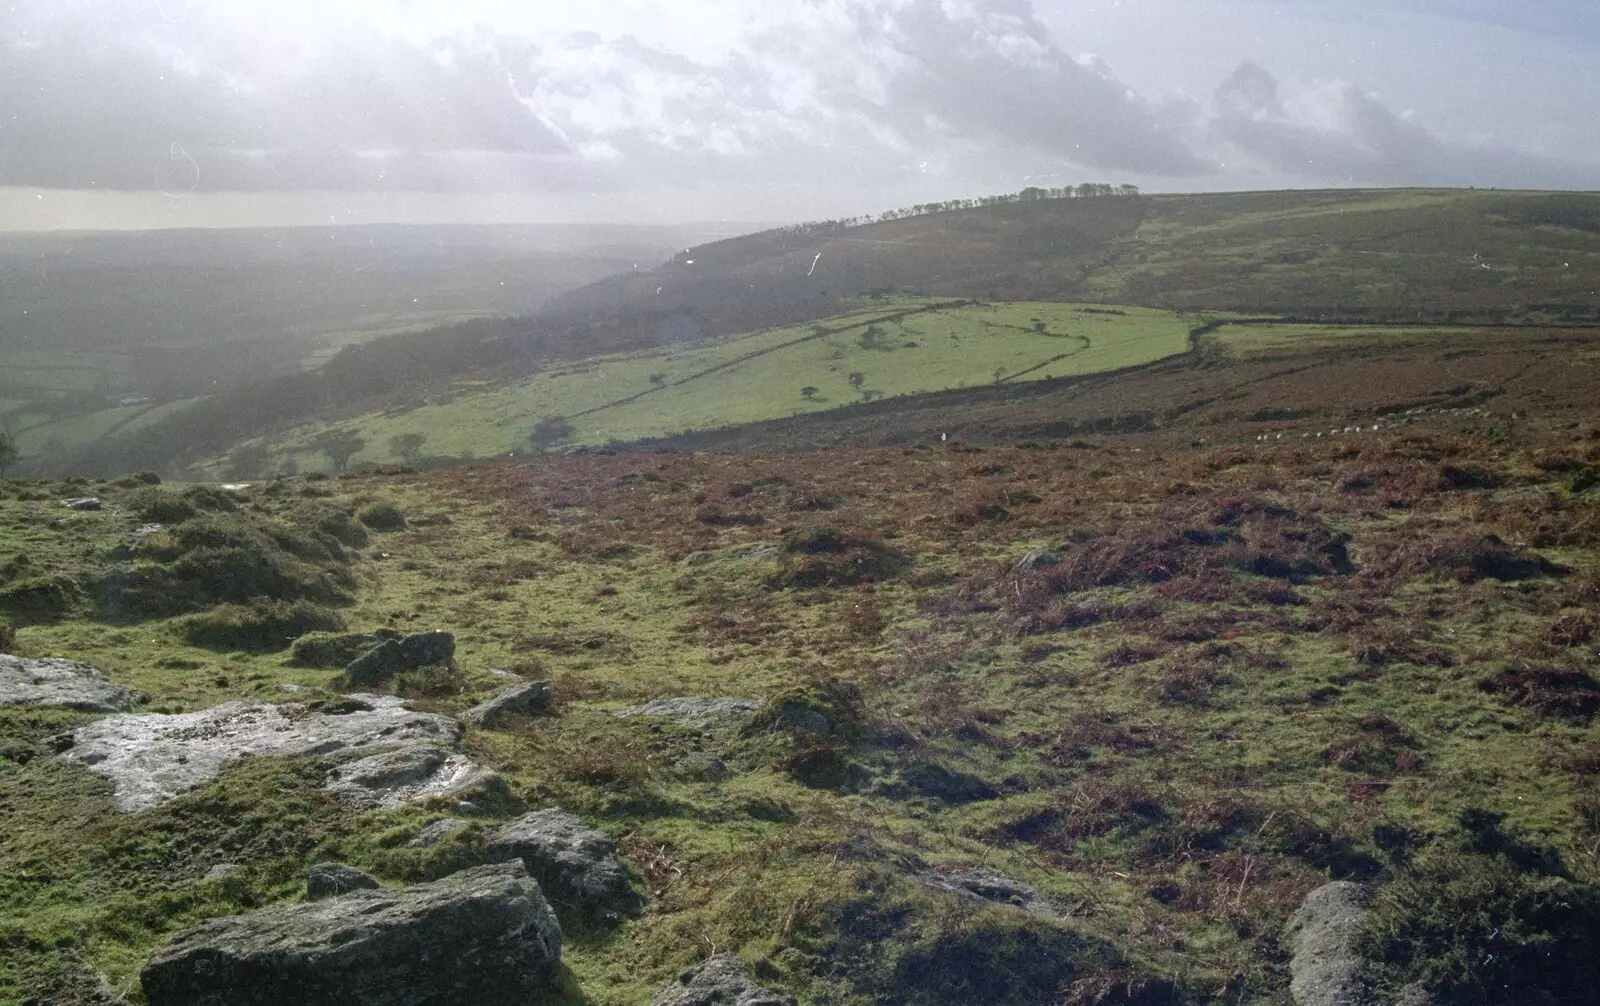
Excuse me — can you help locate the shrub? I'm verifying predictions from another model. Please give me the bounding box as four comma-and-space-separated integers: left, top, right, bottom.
288, 630, 392, 668
131, 489, 197, 524
1428, 535, 1562, 582
96, 514, 354, 621
1360, 844, 1600, 1004
297, 505, 369, 548
182, 601, 345, 651
357, 502, 407, 532
745, 676, 866, 742
0, 617, 14, 652
0, 575, 77, 622
771, 525, 911, 588
1477, 664, 1600, 720
180, 484, 240, 512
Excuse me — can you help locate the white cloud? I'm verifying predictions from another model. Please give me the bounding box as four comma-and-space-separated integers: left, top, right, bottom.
1, 0, 1595, 203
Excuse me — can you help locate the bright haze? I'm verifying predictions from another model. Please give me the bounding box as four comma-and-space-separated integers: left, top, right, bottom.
3, 0, 1597, 229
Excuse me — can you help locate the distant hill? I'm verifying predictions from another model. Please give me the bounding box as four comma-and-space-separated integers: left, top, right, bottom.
23, 187, 1600, 478
545, 188, 1600, 339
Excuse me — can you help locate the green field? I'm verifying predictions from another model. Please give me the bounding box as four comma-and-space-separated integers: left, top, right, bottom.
1207, 322, 1492, 357
235, 299, 1194, 473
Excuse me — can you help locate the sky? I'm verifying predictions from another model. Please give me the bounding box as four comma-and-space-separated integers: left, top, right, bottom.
1, 0, 1596, 229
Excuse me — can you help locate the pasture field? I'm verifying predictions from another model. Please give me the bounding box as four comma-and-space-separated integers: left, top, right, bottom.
1205, 322, 1493, 358
7, 399, 201, 458
237, 299, 1195, 473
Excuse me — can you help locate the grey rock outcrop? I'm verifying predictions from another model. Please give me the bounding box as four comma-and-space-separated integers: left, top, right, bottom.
487, 808, 640, 921
65, 695, 460, 812
459, 680, 550, 728
306, 863, 380, 900
919, 866, 1063, 919
617, 697, 760, 734
1285, 881, 1376, 1006
344, 630, 455, 686
140, 861, 561, 1006
0, 656, 133, 713
650, 954, 796, 1006
322, 744, 500, 809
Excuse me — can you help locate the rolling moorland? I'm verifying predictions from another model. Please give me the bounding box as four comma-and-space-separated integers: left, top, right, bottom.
1, 188, 1599, 1006
0, 223, 710, 468
15, 186, 1600, 479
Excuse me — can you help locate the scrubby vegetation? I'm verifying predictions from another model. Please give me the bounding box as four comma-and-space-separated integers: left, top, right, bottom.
4, 397, 1597, 1002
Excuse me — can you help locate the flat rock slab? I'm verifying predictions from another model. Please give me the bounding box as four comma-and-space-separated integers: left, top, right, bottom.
616, 697, 761, 734
140, 861, 561, 1006
488, 808, 641, 921
322, 744, 499, 809
919, 866, 1064, 919
651, 954, 796, 1006
0, 655, 133, 713
1285, 881, 1376, 1006
65, 695, 460, 813
459, 679, 550, 728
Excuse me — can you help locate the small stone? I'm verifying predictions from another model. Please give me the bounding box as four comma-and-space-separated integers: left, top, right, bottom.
672, 752, 730, 781
204, 863, 240, 882
1013, 548, 1061, 572
344, 630, 455, 686
457, 801, 480, 815
459, 680, 551, 728
487, 808, 641, 922
322, 744, 499, 810
306, 863, 380, 901
411, 818, 467, 847
62, 497, 102, 510
650, 954, 796, 1006
616, 696, 761, 734
919, 866, 1062, 919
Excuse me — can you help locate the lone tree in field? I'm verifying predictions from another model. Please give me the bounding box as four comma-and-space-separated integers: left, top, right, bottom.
224, 444, 270, 479
312, 429, 366, 473
800, 386, 820, 401
388, 432, 427, 463
530, 416, 575, 450
848, 372, 865, 387
0, 432, 17, 474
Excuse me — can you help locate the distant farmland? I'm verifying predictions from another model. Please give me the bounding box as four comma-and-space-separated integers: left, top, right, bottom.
222, 298, 1197, 474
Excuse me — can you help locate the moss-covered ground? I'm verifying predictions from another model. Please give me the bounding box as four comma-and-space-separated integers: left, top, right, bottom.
3, 417, 1599, 1003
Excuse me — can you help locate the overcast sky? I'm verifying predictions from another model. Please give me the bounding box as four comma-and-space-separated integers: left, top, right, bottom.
2, 0, 1596, 228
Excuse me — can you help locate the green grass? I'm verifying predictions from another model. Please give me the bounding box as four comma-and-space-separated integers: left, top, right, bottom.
1209, 323, 1497, 357
222, 299, 1193, 473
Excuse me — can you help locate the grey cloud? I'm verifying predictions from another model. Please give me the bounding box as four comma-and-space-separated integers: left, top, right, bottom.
1209, 61, 1600, 189
856, 0, 1207, 176
0, 2, 583, 191
1, 0, 1213, 192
